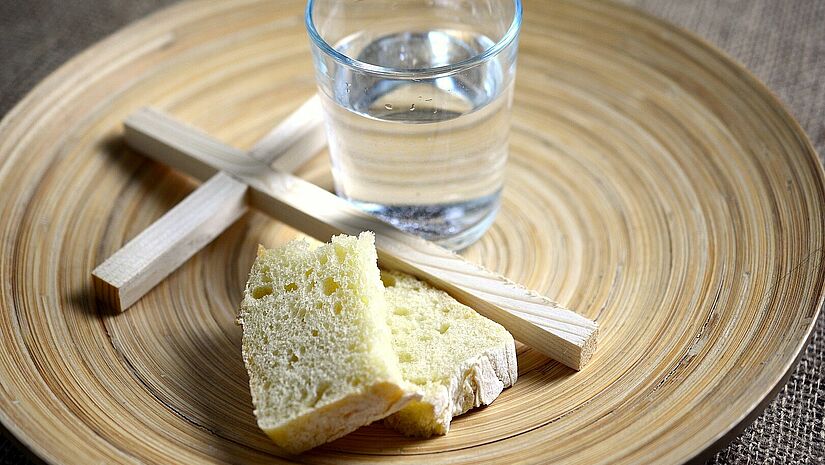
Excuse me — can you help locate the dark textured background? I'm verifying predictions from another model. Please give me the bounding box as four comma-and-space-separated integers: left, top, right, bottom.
1, 0, 823, 463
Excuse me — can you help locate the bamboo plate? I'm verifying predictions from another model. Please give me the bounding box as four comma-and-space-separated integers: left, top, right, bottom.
0, 0, 822, 463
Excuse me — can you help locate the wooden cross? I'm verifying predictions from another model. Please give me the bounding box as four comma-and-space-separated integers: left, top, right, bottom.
92, 98, 599, 370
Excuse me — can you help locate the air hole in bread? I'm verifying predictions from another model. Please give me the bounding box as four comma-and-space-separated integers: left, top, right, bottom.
393, 307, 410, 316
323, 277, 340, 296
284, 282, 298, 292
334, 244, 347, 262
311, 382, 332, 407
251, 285, 272, 299
439, 322, 450, 334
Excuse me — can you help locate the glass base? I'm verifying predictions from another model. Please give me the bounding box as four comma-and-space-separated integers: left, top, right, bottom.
347, 192, 501, 251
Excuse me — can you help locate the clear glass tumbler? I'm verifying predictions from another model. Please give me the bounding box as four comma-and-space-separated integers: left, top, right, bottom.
305, 0, 522, 250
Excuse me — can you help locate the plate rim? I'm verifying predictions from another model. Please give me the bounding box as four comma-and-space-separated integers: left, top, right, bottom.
0, 0, 822, 463
603, 1, 824, 461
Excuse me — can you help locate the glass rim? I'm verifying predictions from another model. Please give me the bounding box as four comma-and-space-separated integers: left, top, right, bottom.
304, 0, 523, 79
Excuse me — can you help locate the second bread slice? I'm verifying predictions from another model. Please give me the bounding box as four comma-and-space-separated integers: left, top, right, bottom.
382, 270, 518, 437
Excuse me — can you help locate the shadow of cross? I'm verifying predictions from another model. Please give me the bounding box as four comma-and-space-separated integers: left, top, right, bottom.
91, 99, 599, 370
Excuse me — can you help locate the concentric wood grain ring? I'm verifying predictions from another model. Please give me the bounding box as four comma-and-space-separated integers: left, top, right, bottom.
0, 1, 822, 463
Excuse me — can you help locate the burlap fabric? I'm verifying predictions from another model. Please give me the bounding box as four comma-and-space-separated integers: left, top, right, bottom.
1, 1, 822, 463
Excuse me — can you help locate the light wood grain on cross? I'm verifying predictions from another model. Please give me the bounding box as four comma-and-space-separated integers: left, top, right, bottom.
92, 97, 325, 311
118, 107, 599, 370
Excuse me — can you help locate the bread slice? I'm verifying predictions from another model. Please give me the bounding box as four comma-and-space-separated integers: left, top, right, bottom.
238, 232, 416, 454
381, 270, 517, 437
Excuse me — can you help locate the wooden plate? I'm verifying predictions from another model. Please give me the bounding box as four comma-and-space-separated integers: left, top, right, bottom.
0, 0, 821, 463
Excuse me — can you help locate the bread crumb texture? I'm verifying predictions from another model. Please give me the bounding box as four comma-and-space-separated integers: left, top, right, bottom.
238, 232, 412, 454
238, 232, 518, 451
382, 270, 517, 437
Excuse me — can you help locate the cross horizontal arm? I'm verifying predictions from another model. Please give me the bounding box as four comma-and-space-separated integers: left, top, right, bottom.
123, 107, 598, 370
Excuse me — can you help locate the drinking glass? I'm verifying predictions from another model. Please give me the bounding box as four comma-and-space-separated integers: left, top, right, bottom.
305, 0, 522, 250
